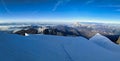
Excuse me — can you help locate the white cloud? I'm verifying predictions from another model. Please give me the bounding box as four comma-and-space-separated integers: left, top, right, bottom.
52, 0, 71, 12
85, 0, 94, 5
52, 0, 63, 12
1, 0, 12, 14
0, 26, 10, 31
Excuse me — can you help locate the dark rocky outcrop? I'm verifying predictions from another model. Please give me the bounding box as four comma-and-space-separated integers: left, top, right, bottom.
14, 28, 38, 36
104, 35, 119, 44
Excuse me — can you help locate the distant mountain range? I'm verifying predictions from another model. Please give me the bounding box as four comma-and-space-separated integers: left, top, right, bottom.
0, 22, 120, 44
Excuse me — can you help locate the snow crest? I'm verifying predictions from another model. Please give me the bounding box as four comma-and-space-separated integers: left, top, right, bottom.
0, 32, 120, 61
89, 33, 120, 52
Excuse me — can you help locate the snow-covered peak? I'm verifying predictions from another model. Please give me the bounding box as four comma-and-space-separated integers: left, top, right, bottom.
96, 33, 101, 35
90, 33, 111, 42
89, 33, 120, 52
73, 22, 81, 27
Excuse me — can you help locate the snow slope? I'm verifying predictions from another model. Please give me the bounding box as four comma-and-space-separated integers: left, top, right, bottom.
89, 33, 120, 52
0, 32, 120, 61
0, 32, 69, 61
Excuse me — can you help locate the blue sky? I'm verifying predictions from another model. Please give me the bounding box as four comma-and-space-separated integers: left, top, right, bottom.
0, 0, 120, 23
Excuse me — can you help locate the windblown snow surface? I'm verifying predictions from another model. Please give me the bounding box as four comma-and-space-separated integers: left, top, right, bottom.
0, 32, 120, 61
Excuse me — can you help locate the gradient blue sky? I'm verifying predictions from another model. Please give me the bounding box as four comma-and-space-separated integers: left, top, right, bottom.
0, 0, 120, 23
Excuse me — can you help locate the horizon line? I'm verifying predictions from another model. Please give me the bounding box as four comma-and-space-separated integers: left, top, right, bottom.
0, 21, 120, 24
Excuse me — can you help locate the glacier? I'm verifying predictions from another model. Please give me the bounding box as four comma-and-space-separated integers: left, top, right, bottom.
0, 32, 120, 61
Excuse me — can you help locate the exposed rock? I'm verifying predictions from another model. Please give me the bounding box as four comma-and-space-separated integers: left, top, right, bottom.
14, 28, 38, 36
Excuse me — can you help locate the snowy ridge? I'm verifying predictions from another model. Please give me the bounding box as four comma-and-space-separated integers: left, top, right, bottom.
89, 33, 120, 52
0, 32, 120, 61
62, 34, 120, 61
0, 32, 70, 61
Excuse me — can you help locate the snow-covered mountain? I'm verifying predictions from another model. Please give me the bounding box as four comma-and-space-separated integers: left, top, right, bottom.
89, 33, 120, 52
0, 32, 120, 61
1, 22, 120, 44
